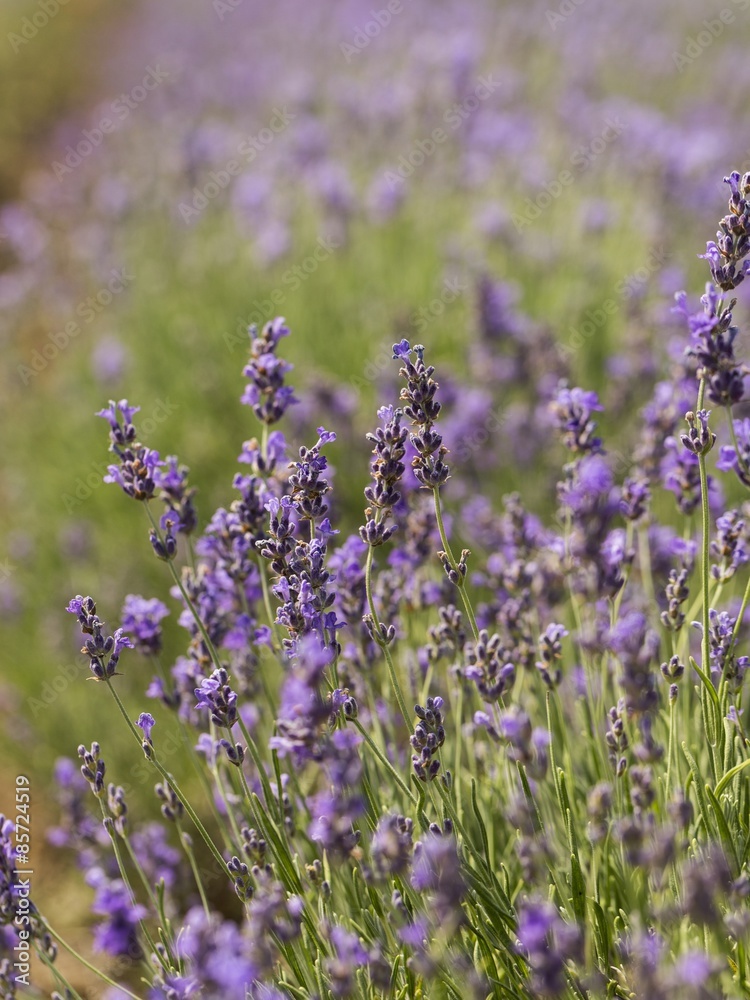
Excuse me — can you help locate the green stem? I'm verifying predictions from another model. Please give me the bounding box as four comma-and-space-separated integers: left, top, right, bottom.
122, 833, 169, 928
364, 543, 411, 727
105, 680, 231, 879
236, 716, 278, 821
177, 822, 212, 918
101, 807, 164, 971
432, 486, 479, 642
144, 503, 222, 668
44, 925, 146, 1000
665, 696, 676, 801
697, 379, 717, 766
36, 946, 86, 1000
257, 556, 284, 655
353, 719, 416, 802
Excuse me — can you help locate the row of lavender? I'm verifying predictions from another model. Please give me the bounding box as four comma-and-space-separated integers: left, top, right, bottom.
3, 0, 750, 370
3, 170, 750, 998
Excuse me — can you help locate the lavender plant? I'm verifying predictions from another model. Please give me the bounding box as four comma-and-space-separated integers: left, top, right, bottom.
10, 172, 750, 1000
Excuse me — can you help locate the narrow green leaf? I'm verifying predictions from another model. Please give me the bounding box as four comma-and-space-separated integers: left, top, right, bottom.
705, 783, 740, 875
682, 745, 715, 840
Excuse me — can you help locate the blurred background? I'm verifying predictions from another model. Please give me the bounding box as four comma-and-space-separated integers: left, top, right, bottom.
3, 0, 750, 988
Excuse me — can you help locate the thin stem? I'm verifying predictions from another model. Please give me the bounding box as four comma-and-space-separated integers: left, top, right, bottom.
36, 946, 86, 1000
353, 719, 416, 802
257, 556, 284, 655
101, 807, 164, 971
665, 697, 676, 801
636, 525, 656, 609
150, 665, 234, 854
44, 925, 146, 1000
105, 680, 231, 879
432, 486, 479, 641
364, 543, 411, 727
697, 383, 713, 709
144, 503, 222, 668
236, 716, 278, 821
176, 822, 212, 918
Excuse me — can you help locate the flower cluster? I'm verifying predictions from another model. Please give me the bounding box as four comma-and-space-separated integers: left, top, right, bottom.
66, 595, 133, 680
394, 340, 451, 488
241, 317, 298, 424
360, 404, 407, 546
97, 399, 164, 501
20, 169, 750, 1000
410, 697, 446, 783
700, 171, 750, 291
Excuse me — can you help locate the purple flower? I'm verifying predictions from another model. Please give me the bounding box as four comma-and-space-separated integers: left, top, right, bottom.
195, 668, 238, 728
463, 630, 515, 701
307, 787, 364, 858
670, 951, 716, 987
410, 697, 446, 783
410, 832, 465, 931
717, 418, 750, 488
698, 172, 750, 291
326, 926, 389, 998
711, 509, 749, 582
370, 814, 414, 880
154, 456, 197, 536
96, 399, 140, 435
674, 284, 744, 405
241, 317, 298, 425
89, 871, 147, 958
67, 595, 133, 680
175, 906, 260, 998
360, 404, 407, 547
130, 822, 181, 889
549, 382, 603, 455
517, 898, 582, 998
136, 712, 156, 743
395, 343, 450, 489
97, 400, 165, 502
558, 454, 612, 513
121, 594, 169, 655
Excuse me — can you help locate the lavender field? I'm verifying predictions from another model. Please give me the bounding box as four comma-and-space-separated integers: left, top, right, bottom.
4, 0, 750, 997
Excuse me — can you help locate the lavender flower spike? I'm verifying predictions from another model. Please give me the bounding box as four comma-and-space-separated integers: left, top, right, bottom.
66, 595, 133, 680
394, 341, 450, 488
97, 398, 164, 501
